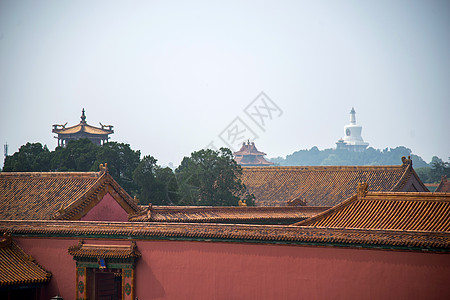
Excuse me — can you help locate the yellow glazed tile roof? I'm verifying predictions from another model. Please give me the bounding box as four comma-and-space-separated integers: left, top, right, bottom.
295, 186, 450, 231
241, 158, 428, 207
0, 170, 140, 220
129, 205, 329, 224
1, 220, 448, 252
68, 241, 141, 259
0, 233, 51, 286
53, 124, 113, 135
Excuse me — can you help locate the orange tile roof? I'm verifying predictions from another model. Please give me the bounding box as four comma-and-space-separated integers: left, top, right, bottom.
233, 141, 274, 166
0, 233, 51, 286
295, 186, 450, 231
68, 241, 141, 259
436, 176, 450, 192
129, 205, 329, 224
0, 170, 140, 220
53, 123, 113, 135
241, 158, 428, 207
1, 220, 448, 252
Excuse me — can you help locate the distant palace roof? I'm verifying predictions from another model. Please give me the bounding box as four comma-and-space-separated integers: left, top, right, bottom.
233, 141, 273, 166
295, 183, 450, 231
436, 176, 450, 192
129, 205, 329, 224
241, 157, 428, 207
0, 167, 140, 220
0, 233, 51, 286
52, 108, 113, 136
52, 109, 114, 146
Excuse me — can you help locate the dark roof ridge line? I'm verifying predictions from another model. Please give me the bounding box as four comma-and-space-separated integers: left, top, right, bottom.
0, 171, 101, 177
242, 165, 405, 171
294, 195, 359, 226
1, 220, 448, 250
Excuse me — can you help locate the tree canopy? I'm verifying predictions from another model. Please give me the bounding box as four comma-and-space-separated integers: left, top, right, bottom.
3, 139, 140, 196
2, 141, 254, 206
175, 148, 254, 206
271, 146, 429, 168
3, 142, 51, 172
415, 156, 450, 183
133, 155, 178, 205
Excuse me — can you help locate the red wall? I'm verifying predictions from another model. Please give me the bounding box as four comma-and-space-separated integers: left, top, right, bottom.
16, 237, 450, 300
81, 192, 129, 222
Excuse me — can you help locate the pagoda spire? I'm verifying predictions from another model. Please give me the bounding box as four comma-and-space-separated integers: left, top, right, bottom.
349, 107, 356, 125
80, 108, 86, 124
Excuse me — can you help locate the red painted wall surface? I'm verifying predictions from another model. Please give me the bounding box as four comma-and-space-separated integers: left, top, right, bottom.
81, 192, 129, 222
15, 238, 450, 300
15, 238, 132, 300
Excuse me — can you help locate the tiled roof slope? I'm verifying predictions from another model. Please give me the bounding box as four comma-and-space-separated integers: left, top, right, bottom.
129, 205, 329, 224
55, 123, 112, 135
295, 186, 450, 231
0, 170, 140, 220
0, 233, 51, 286
241, 157, 428, 207
1, 220, 448, 252
436, 176, 450, 192
68, 241, 141, 259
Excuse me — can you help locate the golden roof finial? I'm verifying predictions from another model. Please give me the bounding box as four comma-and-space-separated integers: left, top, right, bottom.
357, 182, 368, 199
99, 163, 108, 173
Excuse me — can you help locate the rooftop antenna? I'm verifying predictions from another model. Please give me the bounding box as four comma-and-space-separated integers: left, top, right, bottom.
4, 142, 8, 158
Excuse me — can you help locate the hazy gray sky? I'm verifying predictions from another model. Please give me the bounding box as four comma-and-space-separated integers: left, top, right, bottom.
1, 0, 449, 166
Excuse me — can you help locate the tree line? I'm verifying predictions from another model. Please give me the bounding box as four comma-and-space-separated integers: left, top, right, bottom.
2, 139, 255, 206
270, 146, 430, 167
270, 146, 449, 183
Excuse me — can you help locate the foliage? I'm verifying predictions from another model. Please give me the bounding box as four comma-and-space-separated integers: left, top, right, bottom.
133, 155, 178, 205
3, 142, 51, 172
3, 139, 140, 196
94, 142, 141, 195
175, 148, 254, 206
51, 139, 99, 171
272, 146, 429, 168
416, 157, 450, 183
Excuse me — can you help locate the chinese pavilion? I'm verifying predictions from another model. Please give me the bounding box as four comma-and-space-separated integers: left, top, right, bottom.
233, 141, 274, 166
52, 109, 114, 146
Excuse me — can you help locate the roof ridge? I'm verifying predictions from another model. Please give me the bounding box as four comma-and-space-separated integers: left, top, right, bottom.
294, 194, 359, 226
2, 220, 448, 251
242, 165, 404, 171
0, 171, 101, 177
364, 192, 450, 202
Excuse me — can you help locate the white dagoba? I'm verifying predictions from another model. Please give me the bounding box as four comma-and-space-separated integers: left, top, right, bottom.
336, 107, 369, 152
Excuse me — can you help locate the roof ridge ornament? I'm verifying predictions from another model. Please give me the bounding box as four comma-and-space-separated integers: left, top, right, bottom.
401, 156, 412, 166
1, 231, 12, 247
357, 182, 368, 199
80, 108, 86, 124
99, 163, 108, 173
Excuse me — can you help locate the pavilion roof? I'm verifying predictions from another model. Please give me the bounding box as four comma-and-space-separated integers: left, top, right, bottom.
52, 109, 113, 136
53, 123, 113, 135
233, 141, 267, 156
0, 233, 51, 286
234, 155, 274, 166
